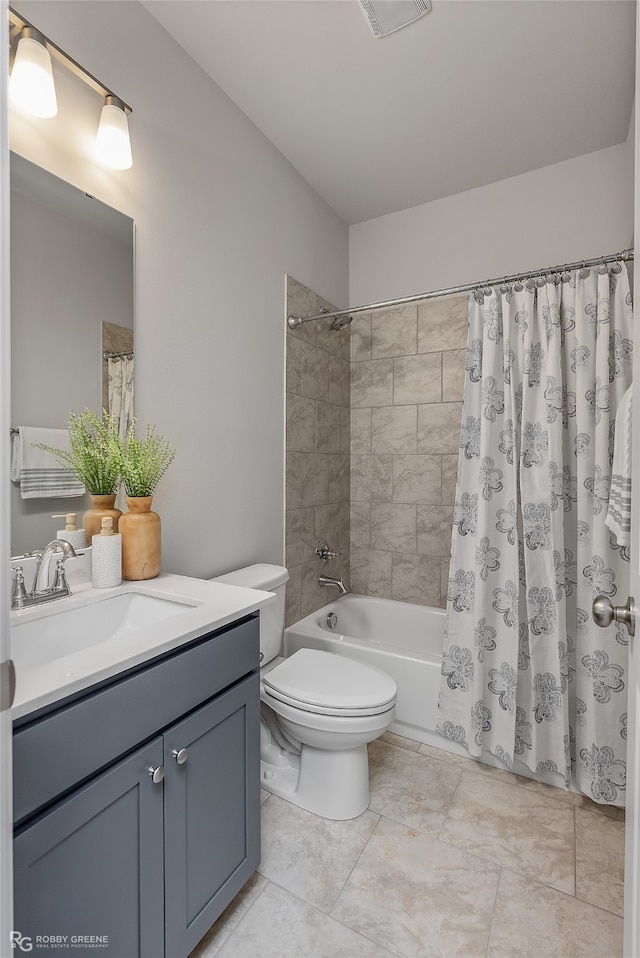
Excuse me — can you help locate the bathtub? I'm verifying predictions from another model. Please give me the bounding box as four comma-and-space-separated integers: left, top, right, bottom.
283, 594, 448, 748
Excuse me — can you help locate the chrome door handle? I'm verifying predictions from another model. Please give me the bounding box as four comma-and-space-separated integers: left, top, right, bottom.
172, 747, 189, 765
592, 595, 636, 637
147, 765, 165, 784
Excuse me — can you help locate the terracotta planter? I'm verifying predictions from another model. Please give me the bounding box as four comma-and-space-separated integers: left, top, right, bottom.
119, 495, 161, 581
83, 494, 122, 542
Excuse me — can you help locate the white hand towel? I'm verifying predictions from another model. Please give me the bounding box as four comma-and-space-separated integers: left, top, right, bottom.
606, 385, 633, 547
11, 427, 85, 499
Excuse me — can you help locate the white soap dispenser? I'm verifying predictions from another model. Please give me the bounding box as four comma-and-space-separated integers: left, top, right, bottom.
92, 516, 122, 589
53, 513, 87, 550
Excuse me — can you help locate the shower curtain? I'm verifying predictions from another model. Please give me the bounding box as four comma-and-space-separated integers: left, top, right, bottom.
437, 264, 633, 804
107, 354, 134, 441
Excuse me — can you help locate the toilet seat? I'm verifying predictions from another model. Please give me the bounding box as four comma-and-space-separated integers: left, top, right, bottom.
263, 648, 397, 717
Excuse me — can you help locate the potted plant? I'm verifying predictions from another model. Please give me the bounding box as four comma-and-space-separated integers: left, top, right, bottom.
117, 419, 175, 580
38, 409, 122, 539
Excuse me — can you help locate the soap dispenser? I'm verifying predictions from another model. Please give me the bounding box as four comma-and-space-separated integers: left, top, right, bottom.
53, 513, 87, 550
92, 516, 122, 589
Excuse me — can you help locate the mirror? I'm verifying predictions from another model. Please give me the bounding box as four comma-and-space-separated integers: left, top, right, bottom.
10, 153, 134, 557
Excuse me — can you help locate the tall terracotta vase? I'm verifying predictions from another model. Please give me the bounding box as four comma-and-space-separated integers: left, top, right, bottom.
83, 494, 122, 541
119, 496, 161, 580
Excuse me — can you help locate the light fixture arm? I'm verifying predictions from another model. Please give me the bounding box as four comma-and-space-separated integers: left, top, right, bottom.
8, 6, 132, 115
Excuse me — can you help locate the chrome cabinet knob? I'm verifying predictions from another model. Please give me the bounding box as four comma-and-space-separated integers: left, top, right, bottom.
147, 765, 165, 784
592, 595, 636, 637
172, 747, 189, 765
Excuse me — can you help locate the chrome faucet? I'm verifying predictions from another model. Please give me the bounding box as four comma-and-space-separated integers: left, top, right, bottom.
318, 574, 349, 596
11, 539, 77, 610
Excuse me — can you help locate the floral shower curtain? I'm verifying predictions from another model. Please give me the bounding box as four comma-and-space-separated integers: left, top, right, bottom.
107, 354, 134, 441
437, 263, 633, 804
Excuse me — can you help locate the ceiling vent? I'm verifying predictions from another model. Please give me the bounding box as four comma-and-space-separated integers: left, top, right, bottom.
358, 0, 432, 38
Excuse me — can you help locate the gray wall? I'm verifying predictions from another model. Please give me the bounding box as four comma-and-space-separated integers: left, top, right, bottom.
8, 0, 349, 577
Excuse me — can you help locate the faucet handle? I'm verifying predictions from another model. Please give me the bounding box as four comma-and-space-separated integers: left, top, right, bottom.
53, 557, 71, 595
316, 543, 342, 562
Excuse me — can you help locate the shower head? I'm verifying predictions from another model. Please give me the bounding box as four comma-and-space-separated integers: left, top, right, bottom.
330, 314, 353, 331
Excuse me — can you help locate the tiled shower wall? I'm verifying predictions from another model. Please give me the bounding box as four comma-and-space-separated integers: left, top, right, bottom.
285, 277, 351, 626
349, 294, 468, 608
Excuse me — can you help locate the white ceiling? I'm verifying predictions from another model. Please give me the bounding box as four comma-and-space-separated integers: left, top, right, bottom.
143, 0, 636, 226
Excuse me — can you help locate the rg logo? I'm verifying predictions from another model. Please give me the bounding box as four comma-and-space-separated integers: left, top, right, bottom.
10, 932, 33, 952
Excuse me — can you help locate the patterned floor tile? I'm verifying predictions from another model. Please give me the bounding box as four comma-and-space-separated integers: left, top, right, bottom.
418, 742, 520, 786
216, 881, 393, 958
487, 869, 623, 958
368, 740, 461, 835
332, 816, 500, 957
258, 794, 379, 911
439, 771, 576, 893
381, 730, 421, 751
189, 873, 268, 957
575, 807, 625, 916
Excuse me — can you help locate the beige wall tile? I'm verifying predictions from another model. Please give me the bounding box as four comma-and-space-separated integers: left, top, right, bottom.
392, 553, 442, 605
417, 505, 454, 556
350, 548, 392, 597
302, 340, 329, 402
351, 314, 372, 361
316, 401, 343, 453
317, 296, 351, 362
442, 348, 467, 403
371, 306, 417, 359
352, 359, 394, 407
328, 353, 350, 408
441, 454, 459, 504
351, 408, 372, 454
351, 455, 393, 502
316, 501, 350, 552
393, 455, 441, 504
299, 453, 329, 508
287, 276, 318, 345
284, 564, 302, 627
286, 452, 305, 510
418, 403, 463, 454
350, 502, 371, 549
371, 503, 417, 553
285, 507, 316, 567
287, 394, 317, 452
328, 454, 350, 503
286, 334, 304, 395
440, 557, 450, 608
340, 405, 350, 453
301, 560, 334, 616
371, 405, 417, 455
393, 354, 442, 405
417, 293, 468, 353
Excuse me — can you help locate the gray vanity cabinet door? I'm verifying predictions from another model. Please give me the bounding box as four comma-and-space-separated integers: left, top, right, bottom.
163, 673, 260, 958
14, 738, 165, 958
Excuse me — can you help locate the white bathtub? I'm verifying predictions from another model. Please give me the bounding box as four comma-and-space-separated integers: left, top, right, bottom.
283, 594, 447, 747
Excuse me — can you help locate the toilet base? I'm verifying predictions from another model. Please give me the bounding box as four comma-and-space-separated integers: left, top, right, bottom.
260, 741, 370, 820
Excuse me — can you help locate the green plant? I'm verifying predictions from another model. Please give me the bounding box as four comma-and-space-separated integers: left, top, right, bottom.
119, 419, 175, 497
37, 409, 121, 495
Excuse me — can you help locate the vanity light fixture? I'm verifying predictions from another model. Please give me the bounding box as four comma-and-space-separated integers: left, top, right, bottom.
8, 7, 133, 170
9, 26, 58, 118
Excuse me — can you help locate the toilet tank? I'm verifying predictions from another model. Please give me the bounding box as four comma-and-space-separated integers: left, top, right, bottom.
211, 564, 289, 666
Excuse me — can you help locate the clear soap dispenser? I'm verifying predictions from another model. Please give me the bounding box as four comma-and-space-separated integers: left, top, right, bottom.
52, 513, 87, 550
92, 516, 122, 589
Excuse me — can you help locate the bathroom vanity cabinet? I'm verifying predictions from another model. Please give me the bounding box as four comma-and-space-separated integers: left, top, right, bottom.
12, 614, 260, 958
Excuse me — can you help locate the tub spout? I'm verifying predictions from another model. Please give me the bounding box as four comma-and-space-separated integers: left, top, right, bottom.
318, 574, 349, 595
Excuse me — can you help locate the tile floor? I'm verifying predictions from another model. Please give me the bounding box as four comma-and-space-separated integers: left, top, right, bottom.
191, 732, 625, 958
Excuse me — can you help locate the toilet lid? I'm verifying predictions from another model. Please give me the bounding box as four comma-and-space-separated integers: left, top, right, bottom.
263, 648, 397, 714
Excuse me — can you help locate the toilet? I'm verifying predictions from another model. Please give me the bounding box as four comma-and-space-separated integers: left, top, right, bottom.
212, 564, 397, 820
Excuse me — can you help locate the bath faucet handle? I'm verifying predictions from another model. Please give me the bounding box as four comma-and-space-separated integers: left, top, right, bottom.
11, 566, 27, 609
315, 543, 342, 562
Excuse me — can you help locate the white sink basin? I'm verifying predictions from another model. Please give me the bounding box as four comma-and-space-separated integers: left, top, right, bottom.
12, 590, 195, 670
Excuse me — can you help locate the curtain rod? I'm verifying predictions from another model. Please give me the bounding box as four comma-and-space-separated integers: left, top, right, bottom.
287, 247, 634, 329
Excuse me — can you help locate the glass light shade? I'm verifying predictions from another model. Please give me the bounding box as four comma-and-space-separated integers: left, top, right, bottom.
96, 100, 133, 170
9, 34, 58, 118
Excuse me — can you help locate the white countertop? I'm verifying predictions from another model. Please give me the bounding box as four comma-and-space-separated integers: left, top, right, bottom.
11, 574, 274, 720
